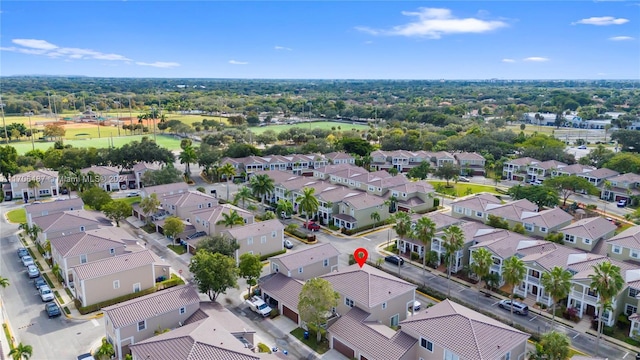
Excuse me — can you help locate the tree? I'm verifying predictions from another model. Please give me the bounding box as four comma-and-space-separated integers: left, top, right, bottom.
141, 165, 182, 186
163, 216, 185, 244
470, 248, 493, 294
441, 225, 465, 298
234, 186, 253, 208
545, 175, 597, 206
276, 199, 294, 218
487, 214, 510, 229
216, 210, 245, 228
189, 250, 238, 301
9, 342, 33, 360
238, 253, 262, 298
502, 256, 526, 324
102, 200, 132, 227
179, 144, 198, 177
296, 187, 319, 225
541, 266, 573, 325
0, 145, 19, 182
93, 337, 115, 360
43, 123, 65, 140
80, 187, 112, 211
339, 137, 373, 157
370, 211, 381, 229
534, 331, 571, 360
250, 174, 275, 204
0, 276, 9, 288
298, 277, 340, 343
413, 217, 436, 284
407, 161, 431, 180
140, 193, 160, 225
508, 184, 559, 208
393, 211, 412, 239
197, 234, 239, 257
433, 162, 460, 186
218, 163, 236, 201
28, 179, 41, 201
604, 152, 640, 174
589, 261, 624, 355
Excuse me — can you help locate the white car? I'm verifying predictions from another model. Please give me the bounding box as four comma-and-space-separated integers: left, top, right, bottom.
39, 285, 54, 302
21, 255, 34, 267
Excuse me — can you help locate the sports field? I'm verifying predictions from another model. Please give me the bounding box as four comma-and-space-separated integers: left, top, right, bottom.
6, 134, 183, 154
248, 121, 370, 135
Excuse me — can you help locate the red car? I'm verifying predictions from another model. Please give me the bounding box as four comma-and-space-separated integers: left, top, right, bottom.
305, 222, 320, 231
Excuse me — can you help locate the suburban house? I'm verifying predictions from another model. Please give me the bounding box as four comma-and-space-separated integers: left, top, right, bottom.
103, 285, 201, 360
606, 226, 640, 262
32, 209, 107, 245
334, 192, 387, 231
483, 199, 539, 227
80, 166, 125, 192
259, 273, 305, 325
430, 221, 493, 273
454, 152, 486, 175
50, 227, 140, 287
25, 197, 84, 227
517, 207, 574, 237
140, 182, 189, 199
388, 181, 435, 213
552, 164, 596, 177
577, 168, 619, 188
131, 162, 161, 189
502, 157, 539, 181
559, 217, 617, 252
128, 301, 268, 360
71, 249, 171, 308
600, 173, 640, 203
7, 170, 59, 201
269, 243, 340, 280
188, 203, 254, 239
450, 193, 502, 221
159, 190, 218, 219
220, 219, 285, 263
326, 151, 355, 165
527, 160, 567, 183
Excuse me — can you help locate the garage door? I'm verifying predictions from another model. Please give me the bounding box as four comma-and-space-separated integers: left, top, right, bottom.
282, 305, 298, 323
333, 338, 354, 359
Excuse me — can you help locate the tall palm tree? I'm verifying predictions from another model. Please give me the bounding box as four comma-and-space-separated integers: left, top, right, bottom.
0, 276, 9, 288
218, 163, 236, 202
370, 211, 381, 229
234, 186, 253, 209
9, 342, 33, 360
296, 187, 319, 226
441, 225, 465, 298
29, 224, 42, 243
502, 256, 526, 324
179, 144, 198, 177
140, 193, 160, 226
470, 248, 493, 295
27, 179, 40, 201
589, 261, 625, 355
250, 174, 275, 204
413, 217, 436, 284
216, 210, 245, 229
541, 266, 573, 325
276, 199, 294, 218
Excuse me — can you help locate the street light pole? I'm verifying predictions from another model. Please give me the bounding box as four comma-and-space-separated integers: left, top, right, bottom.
92, 102, 101, 138
25, 111, 35, 151
128, 96, 134, 136
0, 95, 8, 144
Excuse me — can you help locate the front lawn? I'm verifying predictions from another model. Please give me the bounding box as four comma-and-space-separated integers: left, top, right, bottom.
167, 244, 187, 255
427, 181, 501, 197
290, 328, 329, 354
6, 208, 26, 223
114, 196, 141, 206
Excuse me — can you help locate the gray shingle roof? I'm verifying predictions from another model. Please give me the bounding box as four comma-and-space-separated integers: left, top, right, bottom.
103, 285, 200, 329
33, 210, 102, 232
50, 227, 134, 257
560, 217, 617, 241
400, 299, 529, 360
520, 207, 573, 228
222, 219, 283, 240
25, 198, 84, 217
259, 273, 304, 309
72, 249, 159, 280
607, 226, 640, 249
271, 243, 340, 272
143, 182, 189, 197
451, 193, 502, 212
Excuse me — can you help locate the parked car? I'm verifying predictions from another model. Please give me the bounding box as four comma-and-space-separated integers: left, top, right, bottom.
21, 255, 34, 267
284, 239, 294, 249
498, 299, 529, 316
39, 285, 54, 302
17, 248, 29, 259
60, 188, 69, 195
578, 145, 587, 150
617, 199, 627, 208
280, 211, 292, 219
531, 179, 543, 186
45, 302, 62, 318
384, 255, 404, 266
27, 265, 40, 278
33, 276, 47, 289
305, 222, 320, 231
411, 300, 421, 311
77, 354, 95, 360
127, 191, 140, 197
458, 176, 470, 182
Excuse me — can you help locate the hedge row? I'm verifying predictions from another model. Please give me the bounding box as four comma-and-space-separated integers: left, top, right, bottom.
260, 249, 287, 261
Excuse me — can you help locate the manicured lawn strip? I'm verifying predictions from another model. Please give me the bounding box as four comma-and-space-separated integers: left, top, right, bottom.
114, 196, 141, 206
427, 181, 501, 196
9, 134, 183, 154
290, 328, 329, 354
6, 208, 26, 223
248, 121, 370, 135
167, 244, 187, 255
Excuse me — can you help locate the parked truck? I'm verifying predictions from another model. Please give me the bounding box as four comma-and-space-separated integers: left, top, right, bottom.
246, 296, 272, 317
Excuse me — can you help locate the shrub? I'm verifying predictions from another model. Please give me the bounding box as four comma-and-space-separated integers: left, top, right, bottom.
269, 309, 280, 319
42, 273, 55, 289
618, 314, 631, 329
348, 254, 356, 265
260, 249, 287, 261
603, 326, 614, 336
410, 252, 420, 261
257, 343, 271, 353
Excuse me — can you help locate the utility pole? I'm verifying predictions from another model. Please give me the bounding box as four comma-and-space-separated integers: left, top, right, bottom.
128, 96, 134, 136
0, 94, 8, 144
47, 91, 53, 119
25, 111, 35, 150
92, 101, 101, 138
52, 92, 58, 121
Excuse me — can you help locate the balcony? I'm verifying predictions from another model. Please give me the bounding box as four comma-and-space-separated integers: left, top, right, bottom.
490, 264, 500, 273
526, 274, 540, 285
570, 289, 598, 304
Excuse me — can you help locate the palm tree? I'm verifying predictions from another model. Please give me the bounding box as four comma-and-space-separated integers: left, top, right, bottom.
538, 330, 571, 360
413, 217, 436, 284
384, 195, 398, 214
393, 211, 412, 240
589, 261, 625, 355
179, 144, 198, 177
540, 266, 573, 325
296, 187, 319, 226
27, 179, 40, 201
250, 174, 275, 204
93, 337, 115, 360
502, 256, 526, 324
0, 276, 9, 288
441, 225, 465, 298
276, 199, 294, 218
470, 248, 493, 295
218, 163, 236, 201
234, 186, 253, 209
263, 211, 277, 220
216, 210, 245, 229
370, 211, 381, 229
9, 342, 33, 360
28, 224, 41, 243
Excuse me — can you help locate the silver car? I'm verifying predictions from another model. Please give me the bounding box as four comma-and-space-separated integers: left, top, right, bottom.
498, 299, 529, 315
39, 285, 54, 302
27, 265, 40, 278
21, 255, 34, 267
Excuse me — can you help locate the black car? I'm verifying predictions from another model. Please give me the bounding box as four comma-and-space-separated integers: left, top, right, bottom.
33, 276, 47, 289
17, 248, 29, 259
45, 302, 62, 318
385, 255, 405, 266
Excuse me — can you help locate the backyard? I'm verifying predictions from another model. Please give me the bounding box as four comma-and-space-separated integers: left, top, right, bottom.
427, 180, 503, 197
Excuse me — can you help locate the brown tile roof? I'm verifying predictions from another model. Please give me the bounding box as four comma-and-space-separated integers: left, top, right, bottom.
254, 170, 300, 184
451, 193, 502, 212
259, 273, 304, 309
471, 230, 538, 259
400, 299, 529, 360
390, 180, 434, 194
505, 157, 539, 166
133, 162, 161, 172
80, 165, 119, 176
485, 199, 538, 221
103, 285, 201, 329
325, 151, 353, 160
25, 197, 85, 216
608, 172, 640, 184
520, 207, 573, 228
411, 212, 462, 230
190, 203, 253, 224
222, 219, 283, 240
72, 249, 160, 281
580, 168, 619, 179
560, 217, 617, 241
317, 186, 363, 202
50, 227, 134, 257
455, 152, 485, 161
33, 210, 102, 232
519, 243, 586, 271
321, 264, 416, 308
314, 164, 364, 176
530, 160, 567, 170
271, 243, 340, 272
607, 226, 640, 249
328, 307, 417, 360
555, 164, 596, 175
143, 182, 189, 197
566, 256, 637, 281
342, 192, 385, 210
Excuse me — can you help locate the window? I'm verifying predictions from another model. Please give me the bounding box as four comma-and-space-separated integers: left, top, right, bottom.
564, 234, 575, 243
382, 302, 387, 309
323, 259, 329, 267
612, 245, 622, 254
524, 223, 534, 231
629, 288, 640, 299
444, 350, 460, 360
113, 280, 120, 289
137, 320, 146, 331
272, 231, 277, 238
247, 237, 253, 245
626, 304, 638, 316
109, 248, 115, 255
80, 254, 87, 264
390, 314, 399, 327
455, 206, 463, 214
207, 203, 212, 208
261, 236, 267, 244
583, 238, 591, 245
180, 307, 186, 315
540, 227, 547, 233
298, 267, 303, 273
80, 226, 85, 231
273, 264, 279, 273
198, 204, 202, 209
504, 352, 511, 360
420, 338, 433, 352
464, 209, 471, 216
476, 211, 483, 217
345, 298, 354, 307
133, 283, 141, 292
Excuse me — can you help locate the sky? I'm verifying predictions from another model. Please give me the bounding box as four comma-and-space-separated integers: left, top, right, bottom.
1, 1, 639, 80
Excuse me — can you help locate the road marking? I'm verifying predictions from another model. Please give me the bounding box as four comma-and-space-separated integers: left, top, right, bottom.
573, 333, 580, 339
529, 315, 538, 321
623, 352, 629, 358
360, 237, 371, 242
91, 319, 99, 327
458, 287, 465, 292
492, 301, 500, 306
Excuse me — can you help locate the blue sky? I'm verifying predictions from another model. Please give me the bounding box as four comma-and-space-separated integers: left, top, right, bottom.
1, 1, 639, 79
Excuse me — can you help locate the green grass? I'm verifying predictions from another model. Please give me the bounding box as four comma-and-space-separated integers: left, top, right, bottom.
167, 244, 187, 255
290, 328, 330, 354
615, 222, 633, 235
42, 273, 55, 289
506, 124, 555, 136
54, 290, 64, 305
257, 343, 271, 353
6, 208, 26, 223
114, 196, 141, 206
248, 120, 370, 135
9, 134, 183, 155
427, 180, 502, 196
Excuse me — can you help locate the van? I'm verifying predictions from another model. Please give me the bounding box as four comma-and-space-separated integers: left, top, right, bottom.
498, 299, 529, 316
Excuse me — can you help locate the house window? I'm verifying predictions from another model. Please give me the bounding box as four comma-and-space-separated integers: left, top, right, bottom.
207, 203, 212, 208
382, 302, 387, 309
420, 338, 434, 352
137, 320, 146, 331
109, 248, 115, 255
524, 223, 534, 232
261, 236, 267, 244
273, 264, 279, 273
80, 226, 85, 231
629, 288, 640, 299
345, 298, 354, 307
633, 250, 640, 259
80, 254, 87, 264
323, 259, 329, 267
476, 211, 483, 217
444, 350, 460, 360
626, 304, 638, 316
133, 283, 141, 293
540, 227, 547, 233
298, 267, 303, 274
612, 245, 622, 254
565, 234, 575, 243
583, 238, 591, 245
272, 231, 277, 238
247, 237, 253, 245
455, 206, 463, 214
504, 352, 511, 360
390, 314, 399, 327
198, 204, 202, 209
113, 280, 120, 289
180, 307, 186, 315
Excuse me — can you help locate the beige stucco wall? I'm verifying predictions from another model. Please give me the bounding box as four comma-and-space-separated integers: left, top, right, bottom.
271, 255, 338, 281
75, 264, 156, 307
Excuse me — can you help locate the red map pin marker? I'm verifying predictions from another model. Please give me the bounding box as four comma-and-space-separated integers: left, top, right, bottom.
353, 248, 368, 268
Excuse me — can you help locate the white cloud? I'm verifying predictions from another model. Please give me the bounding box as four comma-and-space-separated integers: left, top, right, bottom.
229, 60, 248, 65
274, 46, 292, 51
355, 7, 508, 39
572, 16, 629, 25
502, 58, 516, 63
523, 57, 550, 62
609, 36, 634, 41
12, 39, 58, 50
364, 40, 374, 45
136, 61, 180, 68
